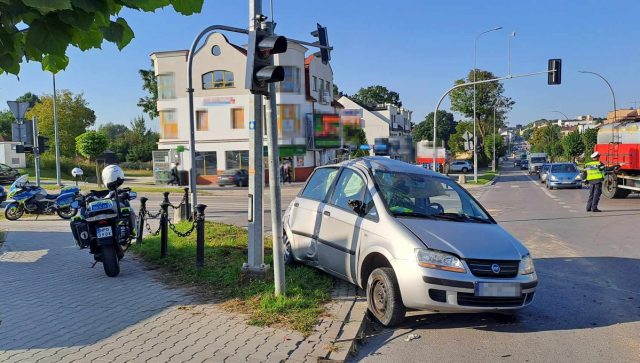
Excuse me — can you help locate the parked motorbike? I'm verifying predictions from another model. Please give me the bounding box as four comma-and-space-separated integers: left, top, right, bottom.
4, 174, 80, 220
70, 187, 137, 277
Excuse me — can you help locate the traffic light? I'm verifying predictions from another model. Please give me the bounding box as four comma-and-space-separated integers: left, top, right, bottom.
548, 59, 562, 85
15, 144, 33, 154
245, 29, 288, 95
311, 23, 331, 64
37, 135, 49, 154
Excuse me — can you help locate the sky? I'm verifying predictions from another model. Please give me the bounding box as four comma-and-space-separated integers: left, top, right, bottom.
1, 0, 639, 130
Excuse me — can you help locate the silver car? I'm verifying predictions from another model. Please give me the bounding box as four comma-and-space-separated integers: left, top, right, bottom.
283, 157, 537, 326
449, 160, 472, 173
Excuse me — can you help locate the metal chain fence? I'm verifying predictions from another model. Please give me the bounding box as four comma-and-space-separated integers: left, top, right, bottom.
167, 218, 197, 238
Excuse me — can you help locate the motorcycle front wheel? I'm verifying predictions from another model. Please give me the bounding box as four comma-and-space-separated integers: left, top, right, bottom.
4, 202, 24, 221
101, 245, 120, 277
57, 207, 78, 220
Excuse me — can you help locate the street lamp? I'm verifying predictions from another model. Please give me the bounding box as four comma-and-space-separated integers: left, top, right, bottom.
552, 110, 570, 121
578, 70, 617, 128
473, 26, 502, 182
492, 97, 506, 172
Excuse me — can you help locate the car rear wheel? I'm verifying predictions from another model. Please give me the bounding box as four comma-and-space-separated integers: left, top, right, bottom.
366, 267, 405, 327
461, 167, 468, 173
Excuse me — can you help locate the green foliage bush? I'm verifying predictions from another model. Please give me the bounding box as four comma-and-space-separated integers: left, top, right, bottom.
26, 154, 96, 179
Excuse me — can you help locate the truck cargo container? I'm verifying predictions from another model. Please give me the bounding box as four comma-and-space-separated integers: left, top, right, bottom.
594, 121, 640, 198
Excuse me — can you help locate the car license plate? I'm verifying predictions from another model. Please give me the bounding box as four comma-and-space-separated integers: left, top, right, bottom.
96, 226, 113, 238
475, 282, 521, 297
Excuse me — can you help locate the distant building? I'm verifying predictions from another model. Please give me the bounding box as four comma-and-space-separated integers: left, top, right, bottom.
150, 33, 341, 183
606, 109, 640, 124
337, 96, 412, 148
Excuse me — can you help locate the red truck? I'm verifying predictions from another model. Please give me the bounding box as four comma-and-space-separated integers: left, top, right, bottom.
594, 120, 640, 198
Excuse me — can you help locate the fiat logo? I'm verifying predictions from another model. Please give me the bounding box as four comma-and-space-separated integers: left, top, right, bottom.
491, 263, 501, 274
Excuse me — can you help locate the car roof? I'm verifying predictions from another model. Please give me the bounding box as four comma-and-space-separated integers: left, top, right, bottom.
331, 156, 445, 179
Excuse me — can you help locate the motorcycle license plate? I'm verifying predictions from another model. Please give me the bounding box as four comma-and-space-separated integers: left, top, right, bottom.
96, 226, 113, 238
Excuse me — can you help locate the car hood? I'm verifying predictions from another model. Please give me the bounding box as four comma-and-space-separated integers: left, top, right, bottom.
397, 218, 527, 260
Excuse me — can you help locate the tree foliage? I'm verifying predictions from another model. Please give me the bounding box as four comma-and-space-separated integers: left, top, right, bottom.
98, 116, 158, 162
582, 128, 598, 160
484, 134, 506, 160
530, 125, 563, 161
25, 90, 96, 157
16, 92, 40, 104
0, 110, 14, 141
349, 129, 369, 157
449, 69, 514, 142
0, 0, 204, 75
449, 120, 474, 155
412, 110, 456, 145
76, 131, 108, 159
562, 129, 584, 162
137, 65, 158, 119
351, 85, 401, 107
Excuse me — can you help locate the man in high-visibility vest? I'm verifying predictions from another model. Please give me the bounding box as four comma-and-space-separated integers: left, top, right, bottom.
585, 151, 617, 212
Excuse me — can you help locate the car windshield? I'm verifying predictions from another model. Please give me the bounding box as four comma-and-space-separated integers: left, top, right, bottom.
372, 169, 492, 223
551, 164, 577, 173
531, 157, 546, 163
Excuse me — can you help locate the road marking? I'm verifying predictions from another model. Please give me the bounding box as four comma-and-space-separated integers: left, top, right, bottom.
510, 185, 520, 188
562, 205, 571, 209
569, 209, 577, 213
558, 201, 566, 205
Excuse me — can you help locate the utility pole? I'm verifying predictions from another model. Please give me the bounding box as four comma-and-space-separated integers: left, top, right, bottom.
243, 0, 267, 276
53, 73, 61, 186
265, 21, 285, 294
32, 116, 41, 186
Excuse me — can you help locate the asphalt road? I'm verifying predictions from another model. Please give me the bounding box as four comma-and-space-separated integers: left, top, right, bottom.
351, 160, 640, 362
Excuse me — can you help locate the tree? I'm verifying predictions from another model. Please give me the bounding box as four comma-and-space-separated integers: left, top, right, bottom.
0, 1, 203, 75
126, 115, 158, 162
531, 125, 563, 161
352, 85, 401, 107
582, 128, 598, 160
98, 122, 129, 140
522, 127, 534, 141
484, 134, 506, 161
0, 110, 15, 141
137, 65, 158, 119
449, 69, 514, 142
76, 131, 108, 185
412, 110, 456, 145
26, 90, 96, 157
333, 83, 343, 98
98, 122, 131, 161
562, 129, 584, 162
16, 92, 40, 105
349, 129, 369, 158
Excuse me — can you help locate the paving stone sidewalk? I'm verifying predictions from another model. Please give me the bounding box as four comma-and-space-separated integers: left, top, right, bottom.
0, 219, 361, 362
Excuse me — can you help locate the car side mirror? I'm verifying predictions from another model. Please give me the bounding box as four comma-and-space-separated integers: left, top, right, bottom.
348, 199, 365, 215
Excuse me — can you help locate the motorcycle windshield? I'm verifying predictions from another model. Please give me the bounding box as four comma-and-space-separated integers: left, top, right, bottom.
9, 174, 29, 193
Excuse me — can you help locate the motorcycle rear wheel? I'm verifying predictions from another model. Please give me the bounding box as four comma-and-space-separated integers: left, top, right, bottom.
4, 203, 24, 221
101, 245, 120, 277
57, 207, 78, 219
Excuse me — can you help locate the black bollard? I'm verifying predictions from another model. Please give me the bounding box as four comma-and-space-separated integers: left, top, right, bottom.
136, 196, 148, 245
195, 204, 207, 268
183, 187, 191, 220
160, 199, 169, 258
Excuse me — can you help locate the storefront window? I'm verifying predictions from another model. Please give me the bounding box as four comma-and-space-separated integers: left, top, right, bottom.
195, 151, 217, 176
159, 110, 178, 139
277, 66, 300, 93
225, 150, 249, 170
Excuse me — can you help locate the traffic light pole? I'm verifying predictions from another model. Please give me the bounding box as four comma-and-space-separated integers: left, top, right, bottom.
432, 70, 553, 171
32, 116, 41, 187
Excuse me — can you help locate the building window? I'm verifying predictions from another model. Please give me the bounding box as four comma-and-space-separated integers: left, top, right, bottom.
312, 76, 317, 91
196, 111, 208, 131
195, 151, 217, 176
326, 81, 331, 97
277, 104, 301, 139
319, 78, 324, 92
211, 45, 221, 56
157, 73, 175, 100
159, 110, 178, 139
202, 70, 234, 89
231, 108, 244, 129
277, 66, 300, 93
226, 150, 249, 169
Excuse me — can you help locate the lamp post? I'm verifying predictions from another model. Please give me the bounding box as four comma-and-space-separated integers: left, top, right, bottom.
492, 97, 506, 172
552, 110, 570, 122
473, 26, 502, 182
508, 31, 516, 77
578, 70, 617, 126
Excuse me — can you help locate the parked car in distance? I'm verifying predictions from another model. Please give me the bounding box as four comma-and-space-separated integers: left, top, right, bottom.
514, 159, 521, 167
283, 157, 537, 327
539, 163, 552, 183
217, 169, 248, 187
450, 160, 472, 173
0, 163, 20, 185
546, 163, 582, 189
0, 185, 6, 203
528, 153, 548, 174
520, 159, 529, 170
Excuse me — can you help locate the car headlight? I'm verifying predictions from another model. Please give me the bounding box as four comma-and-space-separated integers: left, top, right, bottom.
519, 254, 535, 275
574, 174, 582, 180
549, 175, 558, 181
415, 249, 466, 273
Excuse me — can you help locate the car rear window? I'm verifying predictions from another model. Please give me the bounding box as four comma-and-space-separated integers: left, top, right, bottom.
300, 167, 339, 201
551, 164, 577, 173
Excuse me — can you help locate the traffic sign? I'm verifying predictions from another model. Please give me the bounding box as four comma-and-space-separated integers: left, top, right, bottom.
462, 131, 472, 142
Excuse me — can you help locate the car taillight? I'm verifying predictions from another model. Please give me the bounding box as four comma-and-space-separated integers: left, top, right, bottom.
98, 220, 109, 225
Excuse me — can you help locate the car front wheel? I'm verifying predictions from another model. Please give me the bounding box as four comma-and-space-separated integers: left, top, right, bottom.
366, 267, 405, 327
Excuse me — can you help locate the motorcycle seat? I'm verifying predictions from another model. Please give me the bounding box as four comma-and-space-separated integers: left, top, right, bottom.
45, 194, 60, 200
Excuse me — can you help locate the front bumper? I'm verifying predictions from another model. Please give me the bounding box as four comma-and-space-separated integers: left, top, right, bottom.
393, 259, 537, 312
548, 180, 581, 188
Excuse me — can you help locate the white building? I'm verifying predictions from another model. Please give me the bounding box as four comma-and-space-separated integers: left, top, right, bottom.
151, 33, 341, 184
0, 142, 26, 168
337, 96, 412, 148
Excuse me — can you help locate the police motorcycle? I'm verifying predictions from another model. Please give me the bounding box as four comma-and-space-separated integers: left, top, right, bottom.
4, 174, 80, 220
70, 165, 137, 277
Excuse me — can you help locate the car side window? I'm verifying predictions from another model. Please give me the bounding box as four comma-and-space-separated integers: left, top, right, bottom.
330, 169, 366, 211
300, 167, 339, 201
363, 190, 378, 220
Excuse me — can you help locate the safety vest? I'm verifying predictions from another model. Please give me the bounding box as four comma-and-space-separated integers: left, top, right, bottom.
585, 161, 604, 181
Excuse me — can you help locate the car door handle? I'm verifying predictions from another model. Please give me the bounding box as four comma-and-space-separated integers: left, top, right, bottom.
323, 211, 331, 216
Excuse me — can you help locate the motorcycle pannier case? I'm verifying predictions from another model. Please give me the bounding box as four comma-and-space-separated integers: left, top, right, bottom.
70, 218, 90, 248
